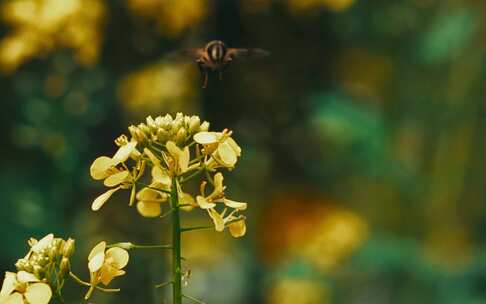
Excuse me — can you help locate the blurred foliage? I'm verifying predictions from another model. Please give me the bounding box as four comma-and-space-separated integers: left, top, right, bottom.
1, 0, 486, 303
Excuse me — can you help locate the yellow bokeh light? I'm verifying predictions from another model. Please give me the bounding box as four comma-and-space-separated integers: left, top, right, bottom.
322, 0, 355, 11
117, 62, 200, 117
0, 0, 105, 73
300, 209, 369, 271
258, 191, 368, 271
126, 0, 208, 37
267, 278, 329, 304
287, 0, 356, 14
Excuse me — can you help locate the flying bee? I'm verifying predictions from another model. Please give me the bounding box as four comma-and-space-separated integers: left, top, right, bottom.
178, 40, 269, 88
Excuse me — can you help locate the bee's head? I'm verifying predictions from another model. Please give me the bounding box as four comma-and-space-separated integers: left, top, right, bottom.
206, 40, 227, 63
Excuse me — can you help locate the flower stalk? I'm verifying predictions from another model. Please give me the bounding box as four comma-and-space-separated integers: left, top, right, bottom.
171, 177, 182, 304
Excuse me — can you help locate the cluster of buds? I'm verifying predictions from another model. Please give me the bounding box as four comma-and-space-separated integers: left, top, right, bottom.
90, 113, 248, 237
127, 113, 209, 146
16, 234, 75, 277
1, 234, 75, 304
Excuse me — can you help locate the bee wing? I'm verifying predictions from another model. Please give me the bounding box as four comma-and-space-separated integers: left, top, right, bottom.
165, 48, 204, 62
227, 48, 270, 60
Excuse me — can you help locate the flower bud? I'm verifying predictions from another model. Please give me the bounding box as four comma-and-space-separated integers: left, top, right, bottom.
47, 244, 57, 260
15, 259, 29, 271
110, 242, 134, 250
59, 257, 70, 276
161, 117, 171, 130
184, 115, 191, 126
53, 238, 64, 251
172, 119, 183, 133
176, 128, 187, 145
157, 129, 169, 142
164, 114, 173, 123
139, 123, 150, 135
189, 116, 201, 133
63, 238, 76, 258
200, 121, 210, 132
33, 255, 50, 267
146, 116, 156, 129
135, 130, 146, 142
33, 265, 43, 278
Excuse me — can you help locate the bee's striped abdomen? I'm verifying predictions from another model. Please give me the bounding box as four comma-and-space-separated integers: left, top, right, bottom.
206, 40, 227, 63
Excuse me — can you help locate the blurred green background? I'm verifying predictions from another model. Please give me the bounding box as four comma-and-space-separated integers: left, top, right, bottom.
2, 0, 486, 303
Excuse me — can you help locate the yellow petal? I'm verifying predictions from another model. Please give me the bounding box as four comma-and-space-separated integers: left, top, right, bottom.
226, 137, 241, 156
165, 141, 180, 158
91, 187, 120, 211
213, 173, 224, 193
208, 209, 225, 232
90, 156, 115, 180
31, 234, 54, 253
88, 241, 106, 261
136, 187, 159, 201
24, 283, 52, 304
216, 141, 237, 167
100, 266, 125, 286
16, 271, 38, 283
204, 142, 219, 155
193, 132, 219, 144
228, 220, 246, 238
152, 166, 171, 186
88, 252, 105, 273
179, 192, 196, 212
112, 141, 137, 164
136, 201, 162, 217
196, 196, 216, 209
0, 272, 18, 297
99, 268, 116, 286
143, 148, 160, 165
3, 292, 23, 304
105, 248, 129, 269
103, 170, 130, 187
179, 147, 190, 173
223, 199, 247, 210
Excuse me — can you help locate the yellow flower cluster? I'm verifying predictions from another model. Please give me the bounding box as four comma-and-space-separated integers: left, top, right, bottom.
90, 113, 248, 237
0, 234, 75, 304
0, 0, 105, 73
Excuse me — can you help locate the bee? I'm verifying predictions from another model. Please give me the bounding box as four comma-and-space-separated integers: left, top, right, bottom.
179, 40, 269, 88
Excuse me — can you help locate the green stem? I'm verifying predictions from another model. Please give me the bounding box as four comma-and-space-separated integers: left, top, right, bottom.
136, 183, 171, 194
183, 294, 207, 304
181, 226, 213, 233
170, 177, 182, 304
69, 272, 91, 287
131, 244, 173, 250
205, 171, 214, 186
107, 243, 173, 250
155, 281, 173, 289
181, 169, 204, 183
159, 208, 174, 219
69, 272, 120, 295
188, 155, 204, 165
